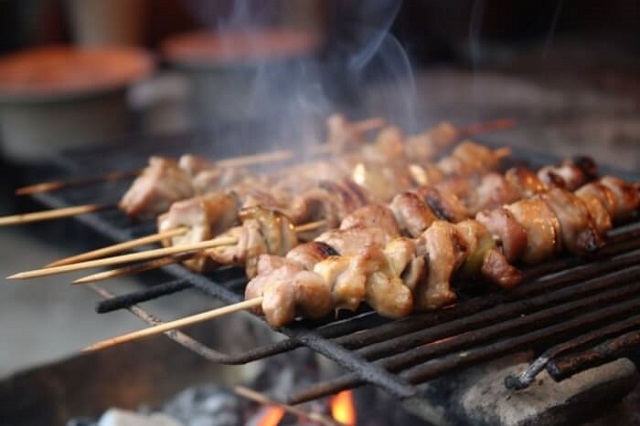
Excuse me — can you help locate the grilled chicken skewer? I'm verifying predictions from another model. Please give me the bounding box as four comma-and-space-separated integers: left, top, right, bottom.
44, 138, 511, 269
153, 155, 596, 275
14, 116, 513, 197
64, 155, 597, 285
83, 175, 640, 351
0, 123, 508, 228
246, 175, 639, 326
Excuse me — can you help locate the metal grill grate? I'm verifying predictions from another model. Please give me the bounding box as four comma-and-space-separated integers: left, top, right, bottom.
26, 132, 640, 404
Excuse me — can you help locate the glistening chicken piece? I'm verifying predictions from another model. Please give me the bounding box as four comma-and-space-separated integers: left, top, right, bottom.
157, 192, 239, 272
289, 178, 369, 232
537, 156, 598, 191
245, 261, 333, 327
210, 207, 298, 277
416, 185, 469, 223
455, 220, 522, 289
120, 156, 194, 219
437, 141, 506, 176
540, 188, 604, 255
599, 176, 640, 222
389, 192, 437, 237
475, 208, 528, 263
505, 198, 562, 264
415, 221, 468, 310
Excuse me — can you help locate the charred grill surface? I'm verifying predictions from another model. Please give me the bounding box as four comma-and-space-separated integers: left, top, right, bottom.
29, 135, 640, 405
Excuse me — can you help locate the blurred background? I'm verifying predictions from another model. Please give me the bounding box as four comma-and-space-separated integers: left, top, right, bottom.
0, 0, 639, 377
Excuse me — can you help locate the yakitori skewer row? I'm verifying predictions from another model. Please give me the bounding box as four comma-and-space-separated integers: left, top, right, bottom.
81, 165, 640, 351
20, 153, 595, 285
2, 116, 514, 227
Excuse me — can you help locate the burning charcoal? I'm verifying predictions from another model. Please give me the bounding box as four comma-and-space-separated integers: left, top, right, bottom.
162, 385, 242, 426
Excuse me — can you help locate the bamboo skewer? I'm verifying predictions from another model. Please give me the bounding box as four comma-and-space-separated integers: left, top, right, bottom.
234, 385, 341, 426
16, 170, 142, 196
10, 220, 326, 280
73, 255, 188, 284
46, 227, 189, 267
83, 297, 264, 351
0, 204, 114, 226
7, 236, 238, 280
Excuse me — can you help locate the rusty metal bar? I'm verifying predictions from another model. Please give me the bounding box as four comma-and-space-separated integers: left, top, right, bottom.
506, 315, 640, 390
402, 294, 640, 386
546, 330, 640, 381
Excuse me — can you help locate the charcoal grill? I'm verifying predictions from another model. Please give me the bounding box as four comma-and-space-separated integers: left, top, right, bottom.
22, 128, 640, 408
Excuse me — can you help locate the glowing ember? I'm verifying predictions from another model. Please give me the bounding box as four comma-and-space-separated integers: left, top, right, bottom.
330, 390, 357, 426
257, 405, 286, 426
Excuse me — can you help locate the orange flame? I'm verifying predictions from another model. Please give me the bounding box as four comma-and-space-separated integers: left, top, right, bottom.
257, 405, 286, 426
330, 390, 357, 426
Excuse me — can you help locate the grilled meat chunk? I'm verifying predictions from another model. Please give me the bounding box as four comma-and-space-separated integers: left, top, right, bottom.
390, 192, 437, 237
575, 182, 615, 234
417, 186, 469, 223
415, 221, 467, 310
210, 208, 297, 277
506, 198, 561, 264
541, 188, 604, 255
340, 203, 400, 235
471, 172, 522, 211
537, 157, 598, 191
504, 167, 547, 198
475, 207, 527, 262
120, 156, 194, 219
599, 176, 640, 222
157, 192, 239, 271
315, 225, 395, 257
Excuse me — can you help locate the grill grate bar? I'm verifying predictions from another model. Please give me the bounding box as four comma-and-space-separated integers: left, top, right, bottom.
286, 270, 640, 404
401, 292, 640, 386
506, 314, 640, 389
95, 279, 195, 313
355, 263, 640, 361
546, 329, 640, 381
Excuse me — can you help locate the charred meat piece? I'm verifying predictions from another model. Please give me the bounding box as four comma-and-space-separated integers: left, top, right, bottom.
415, 221, 468, 311
285, 241, 340, 271
362, 245, 414, 319
340, 203, 400, 235
157, 192, 239, 271
315, 225, 396, 257
575, 183, 615, 234
209, 207, 297, 278
504, 167, 547, 198
541, 188, 604, 255
408, 163, 446, 186
438, 141, 505, 176
417, 185, 469, 223
475, 207, 528, 263
470, 173, 522, 212
390, 192, 437, 237
537, 157, 598, 191
289, 178, 369, 230
119, 156, 194, 219
506, 198, 561, 264
314, 255, 367, 312
599, 176, 640, 222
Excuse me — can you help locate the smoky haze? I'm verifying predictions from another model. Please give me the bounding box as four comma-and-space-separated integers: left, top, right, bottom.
183, 0, 420, 157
